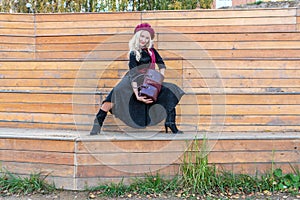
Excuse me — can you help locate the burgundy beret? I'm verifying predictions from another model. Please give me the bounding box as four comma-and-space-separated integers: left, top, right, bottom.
134, 23, 155, 39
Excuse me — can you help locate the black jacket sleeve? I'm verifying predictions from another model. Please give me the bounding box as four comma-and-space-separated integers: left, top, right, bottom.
128, 51, 137, 70
152, 48, 166, 69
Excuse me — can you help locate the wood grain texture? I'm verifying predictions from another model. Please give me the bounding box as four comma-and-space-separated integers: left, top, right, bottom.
0, 9, 299, 135
141, 9, 296, 19
0, 138, 75, 152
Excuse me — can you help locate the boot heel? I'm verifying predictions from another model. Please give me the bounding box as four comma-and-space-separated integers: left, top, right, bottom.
164, 122, 183, 134
90, 118, 101, 135
90, 109, 107, 135
165, 108, 183, 134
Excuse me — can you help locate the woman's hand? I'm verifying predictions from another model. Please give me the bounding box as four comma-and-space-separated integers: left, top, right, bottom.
159, 68, 165, 76
136, 95, 153, 104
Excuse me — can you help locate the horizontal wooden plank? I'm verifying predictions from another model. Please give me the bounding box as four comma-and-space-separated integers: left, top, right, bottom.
76, 164, 179, 177
0, 78, 182, 88
77, 140, 189, 153
1, 161, 74, 177
35, 27, 134, 36
0, 69, 181, 79
0, 138, 74, 152
0, 36, 34, 44
164, 24, 297, 33
1, 102, 299, 115
158, 33, 300, 42
208, 151, 300, 164
77, 139, 299, 153
1, 111, 299, 127
179, 115, 300, 126
36, 20, 141, 29
211, 139, 300, 152
181, 94, 300, 105
0, 60, 182, 70
0, 52, 34, 59
0, 93, 91, 104
76, 150, 300, 166
159, 41, 300, 50
184, 87, 300, 94
2, 77, 295, 89
0, 29, 35, 36
36, 43, 128, 51
160, 49, 300, 59
1, 60, 299, 70
1, 86, 299, 94
35, 50, 127, 60
0, 21, 34, 29
1, 93, 299, 105
183, 69, 300, 79
35, 12, 141, 22
0, 14, 34, 22
0, 120, 299, 132
0, 121, 79, 130
146, 17, 296, 27
0, 150, 74, 165
0, 112, 86, 124
33, 49, 300, 60
142, 9, 296, 19
215, 163, 300, 175
180, 105, 300, 115
0, 44, 34, 51
183, 78, 300, 88
34, 24, 297, 36
36, 35, 129, 44
184, 60, 300, 69
75, 163, 300, 184
35, 41, 300, 52
34, 33, 300, 48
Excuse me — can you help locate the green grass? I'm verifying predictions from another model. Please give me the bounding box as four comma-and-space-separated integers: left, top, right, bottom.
247, 0, 264, 5
88, 139, 300, 199
0, 170, 55, 195
89, 174, 180, 198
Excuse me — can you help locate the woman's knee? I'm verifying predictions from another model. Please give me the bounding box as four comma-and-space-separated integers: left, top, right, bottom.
101, 102, 113, 112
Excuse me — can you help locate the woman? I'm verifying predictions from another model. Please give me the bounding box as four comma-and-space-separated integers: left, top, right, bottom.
90, 23, 185, 135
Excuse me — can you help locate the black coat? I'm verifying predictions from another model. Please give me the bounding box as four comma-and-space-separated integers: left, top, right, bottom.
104, 48, 185, 128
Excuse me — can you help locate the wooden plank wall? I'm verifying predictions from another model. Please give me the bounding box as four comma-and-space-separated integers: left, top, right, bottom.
1, 135, 298, 190
0, 8, 300, 133
0, 137, 76, 189
75, 136, 300, 189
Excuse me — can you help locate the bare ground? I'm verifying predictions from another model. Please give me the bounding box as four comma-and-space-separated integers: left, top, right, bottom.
0, 190, 300, 200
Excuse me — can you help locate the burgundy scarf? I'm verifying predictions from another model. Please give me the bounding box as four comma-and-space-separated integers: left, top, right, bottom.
149, 48, 156, 69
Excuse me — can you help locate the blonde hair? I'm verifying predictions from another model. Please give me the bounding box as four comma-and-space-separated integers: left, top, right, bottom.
128, 30, 153, 61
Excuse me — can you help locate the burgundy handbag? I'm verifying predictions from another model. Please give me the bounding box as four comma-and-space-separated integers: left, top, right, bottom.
139, 49, 164, 102
139, 69, 164, 101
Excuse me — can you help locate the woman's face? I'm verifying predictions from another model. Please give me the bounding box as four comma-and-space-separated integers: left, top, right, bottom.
139, 31, 151, 48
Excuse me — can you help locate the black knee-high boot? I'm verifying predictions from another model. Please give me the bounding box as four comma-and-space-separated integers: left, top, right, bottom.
90, 109, 107, 135
164, 108, 183, 134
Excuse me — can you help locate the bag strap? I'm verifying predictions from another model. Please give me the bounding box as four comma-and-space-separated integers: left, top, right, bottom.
149, 48, 156, 70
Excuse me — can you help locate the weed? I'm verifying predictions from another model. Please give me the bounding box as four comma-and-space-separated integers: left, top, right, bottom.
130, 173, 179, 195
180, 138, 218, 195
0, 170, 55, 195
89, 179, 129, 197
